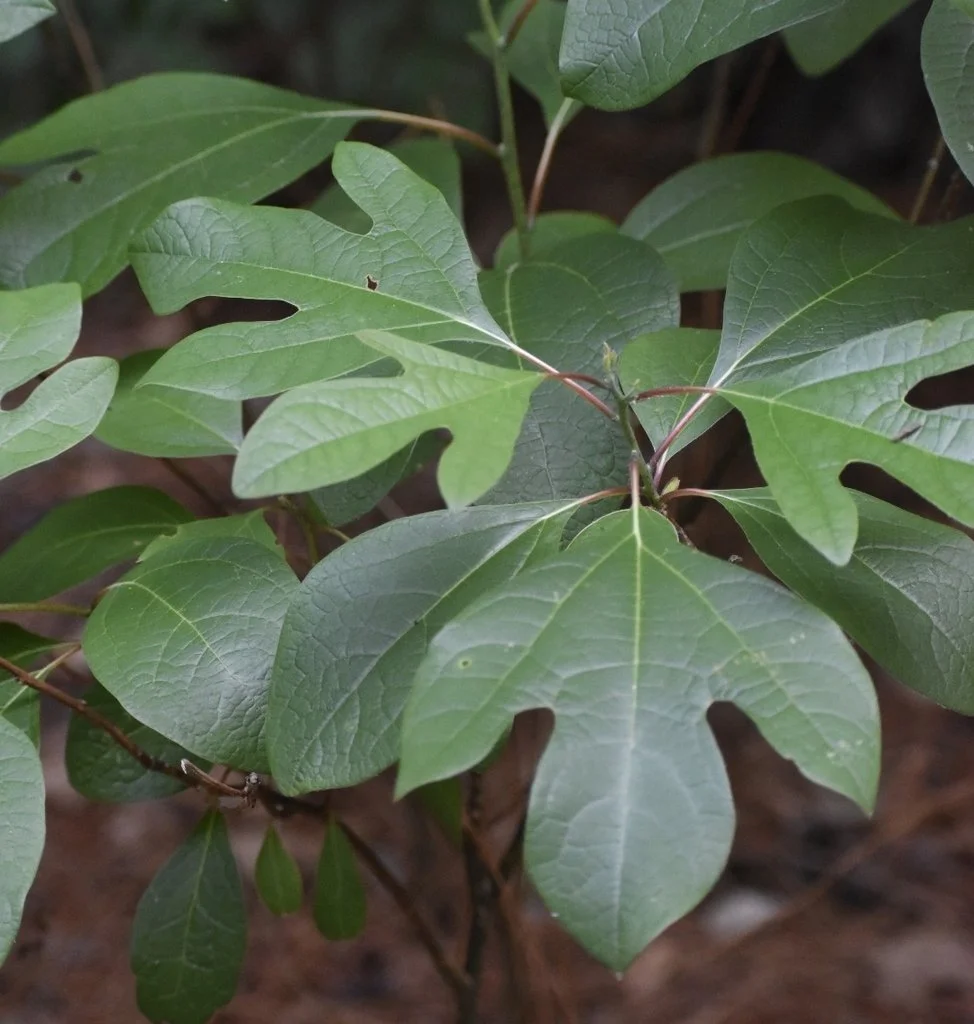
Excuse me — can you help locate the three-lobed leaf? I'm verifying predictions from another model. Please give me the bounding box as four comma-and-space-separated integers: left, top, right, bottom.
83, 536, 299, 773
399, 505, 879, 969
268, 502, 574, 795
233, 330, 541, 503
0, 73, 360, 295
131, 811, 246, 1024
255, 825, 304, 916
0, 714, 44, 966
712, 488, 974, 712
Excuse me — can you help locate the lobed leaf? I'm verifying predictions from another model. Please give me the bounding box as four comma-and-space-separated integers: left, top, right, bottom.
399, 506, 879, 969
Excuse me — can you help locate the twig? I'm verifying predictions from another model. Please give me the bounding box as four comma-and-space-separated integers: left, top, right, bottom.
697, 55, 733, 161
529, 98, 575, 223
721, 37, 779, 154
936, 166, 966, 222
545, 370, 611, 390
160, 458, 227, 517
0, 601, 90, 617
503, 0, 540, 47
364, 109, 500, 159
910, 134, 947, 223
278, 497, 321, 568
508, 341, 616, 418
58, 0, 104, 92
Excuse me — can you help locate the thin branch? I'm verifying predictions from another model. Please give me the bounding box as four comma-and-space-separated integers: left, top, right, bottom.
529, 98, 575, 223
58, 0, 104, 92
661, 487, 714, 503
697, 54, 733, 161
278, 497, 321, 568
363, 109, 500, 159
160, 458, 227, 517
632, 383, 714, 403
510, 341, 616, 418
721, 36, 779, 153
649, 392, 714, 485
936, 166, 966, 222
0, 601, 90, 617
545, 370, 611, 391
503, 0, 540, 47
910, 134, 947, 223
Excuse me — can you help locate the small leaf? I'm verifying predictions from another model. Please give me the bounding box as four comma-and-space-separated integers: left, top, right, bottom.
233, 331, 541, 504
311, 137, 462, 227
559, 0, 839, 111
713, 488, 974, 712
96, 349, 241, 457
785, 0, 914, 75
620, 327, 722, 457
130, 142, 509, 402
0, 624, 55, 745
924, 0, 974, 187
314, 823, 366, 941
139, 511, 281, 562
493, 211, 615, 271
83, 537, 299, 772
414, 778, 463, 847
131, 811, 246, 1024
0, 73, 359, 295
66, 685, 198, 802
0, 486, 192, 602
268, 502, 573, 794
0, 284, 116, 481
399, 506, 878, 969
622, 153, 893, 292
0, 714, 45, 965
255, 825, 303, 916
0, 0, 55, 44
717, 312, 974, 564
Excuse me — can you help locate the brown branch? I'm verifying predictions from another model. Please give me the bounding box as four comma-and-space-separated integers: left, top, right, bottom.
910, 134, 947, 223
528, 99, 575, 223
503, 0, 540, 47
0, 601, 90, 617
159, 458, 227, 517
365, 109, 500, 159
58, 0, 104, 92
721, 36, 779, 154
697, 55, 733, 161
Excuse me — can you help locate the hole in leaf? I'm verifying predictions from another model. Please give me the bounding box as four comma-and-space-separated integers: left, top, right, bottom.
67, 168, 83, 183
905, 365, 974, 410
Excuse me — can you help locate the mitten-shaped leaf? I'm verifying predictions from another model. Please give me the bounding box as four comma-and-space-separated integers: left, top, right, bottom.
398, 506, 878, 969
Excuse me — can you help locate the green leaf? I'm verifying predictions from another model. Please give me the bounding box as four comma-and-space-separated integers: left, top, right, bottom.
621, 328, 724, 457
924, 0, 974, 187
233, 330, 541, 504
0, 487, 192, 603
66, 685, 198, 803
255, 825, 303, 916
785, 0, 915, 75
479, 232, 678, 504
0, 73, 359, 295
131, 811, 246, 1024
472, 0, 580, 127
83, 537, 299, 772
0, 625, 55, 745
140, 511, 281, 562
398, 506, 879, 969
717, 311, 974, 565
95, 349, 241, 457
0, 714, 44, 965
130, 142, 508, 402
712, 488, 974, 712
559, 0, 840, 111
414, 777, 463, 846
268, 502, 573, 794
0, 284, 116, 481
0, 0, 53, 43
314, 823, 366, 941
310, 137, 462, 227
622, 153, 893, 292
494, 211, 615, 271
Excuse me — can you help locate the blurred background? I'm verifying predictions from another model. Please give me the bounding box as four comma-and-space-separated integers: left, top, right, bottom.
7, 2, 974, 1022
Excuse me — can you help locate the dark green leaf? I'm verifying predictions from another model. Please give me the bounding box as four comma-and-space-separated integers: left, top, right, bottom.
314, 823, 366, 941
924, 0, 974, 186
414, 778, 463, 846
480, 232, 677, 504
268, 502, 573, 794
713, 488, 974, 712
130, 142, 509, 402
0, 486, 191, 602
622, 153, 893, 291
399, 506, 878, 969
0, 73, 359, 295
0, 284, 116, 481
0, 0, 55, 44
0, 625, 55, 745
0, 715, 44, 965
494, 211, 615, 271
559, 0, 838, 110
83, 537, 299, 772
255, 825, 303, 916
131, 811, 246, 1024
233, 331, 541, 504
95, 349, 241, 457
66, 685, 197, 802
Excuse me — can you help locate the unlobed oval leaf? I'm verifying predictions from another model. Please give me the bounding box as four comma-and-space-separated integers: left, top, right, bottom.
131, 811, 246, 1024
83, 536, 299, 772
924, 0, 974, 187
255, 825, 303, 916
268, 502, 574, 795
712, 488, 974, 712
314, 823, 366, 941
0, 714, 45, 966
398, 506, 879, 970
139, 511, 282, 562
0, 486, 191, 603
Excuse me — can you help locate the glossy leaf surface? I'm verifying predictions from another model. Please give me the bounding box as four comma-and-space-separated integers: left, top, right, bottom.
131, 811, 245, 1024
269, 502, 573, 794
399, 506, 879, 969
0, 73, 359, 295
84, 537, 299, 772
